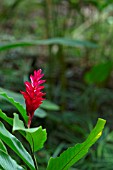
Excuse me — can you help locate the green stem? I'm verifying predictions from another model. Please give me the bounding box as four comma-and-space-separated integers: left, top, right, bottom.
31, 151, 38, 170
29, 134, 38, 170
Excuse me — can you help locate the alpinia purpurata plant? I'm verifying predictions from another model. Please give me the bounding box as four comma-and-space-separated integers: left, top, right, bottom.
21, 69, 46, 128
0, 69, 106, 170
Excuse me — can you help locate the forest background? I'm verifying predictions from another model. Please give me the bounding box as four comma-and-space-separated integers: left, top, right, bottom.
0, 0, 113, 169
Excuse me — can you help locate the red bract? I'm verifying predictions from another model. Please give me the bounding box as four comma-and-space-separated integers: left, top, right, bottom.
21, 69, 45, 128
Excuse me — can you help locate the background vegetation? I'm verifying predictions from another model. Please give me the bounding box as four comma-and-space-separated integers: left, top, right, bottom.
0, 0, 113, 169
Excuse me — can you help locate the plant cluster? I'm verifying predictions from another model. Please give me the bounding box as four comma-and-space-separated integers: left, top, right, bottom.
0, 69, 106, 170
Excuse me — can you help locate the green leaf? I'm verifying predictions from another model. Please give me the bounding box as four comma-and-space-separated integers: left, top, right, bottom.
35, 108, 47, 118
0, 88, 25, 106
0, 38, 98, 52
0, 87, 59, 112
47, 118, 106, 170
0, 122, 35, 170
84, 61, 113, 84
13, 113, 47, 152
0, 109, 13, 126
0, 140, 7, 153
41, 100, 60, 111
0, 110, 25, 138
0, 149, 24, 170
0, 91, 28, 124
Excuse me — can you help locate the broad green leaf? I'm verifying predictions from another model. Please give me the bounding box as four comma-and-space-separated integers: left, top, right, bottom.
41, 100, 60, 111
0, 91, 28, 124
84, 61, 113, 84
13, 113, 47, 152
0, 38, 97, 52
0, 149, 24, 170
47, 118, 106, 170
0, 140, 7, 153
0, 110, 25, 137
0, 109, 13, 126
0, 122, 35, 170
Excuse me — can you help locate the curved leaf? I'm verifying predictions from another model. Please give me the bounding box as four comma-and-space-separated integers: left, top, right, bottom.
0, 91, 28, 124
0, 38, 98, 52
0, 109, 13, 126
13, 113, 47, 152
47, 118, 106, 170
0, 122, 35, 170
0, 88, 59, 112
0, 140, 7, 153
0, 149, 24, 170
0, 87, 25, 106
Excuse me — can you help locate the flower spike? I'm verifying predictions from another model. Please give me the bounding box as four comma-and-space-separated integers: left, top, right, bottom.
21, 69, 45, 128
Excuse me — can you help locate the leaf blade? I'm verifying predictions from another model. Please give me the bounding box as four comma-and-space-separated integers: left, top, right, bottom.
0, 109, 13, 126
47, 118, 106, 170
0, 91, 28, 124
0, 149, 24, 170
0, 122, 35, 170
84, 61, 113, 84
0, 140, 7, 153
13, 113, 47, 152
0, 38, 98, 52
41, 100, 60, 111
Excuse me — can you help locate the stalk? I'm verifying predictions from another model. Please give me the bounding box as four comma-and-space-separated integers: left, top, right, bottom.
43, 0, 53, 100
31, 151, 38, 170
57, 45, 67, 111
29, 133, 38, 170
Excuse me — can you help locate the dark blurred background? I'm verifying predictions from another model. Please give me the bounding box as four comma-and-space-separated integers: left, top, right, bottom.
0, 0, 113, 169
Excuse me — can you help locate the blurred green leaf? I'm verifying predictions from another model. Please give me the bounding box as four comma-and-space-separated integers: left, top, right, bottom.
41, 100, 60, 111
0, 89, 28, 124
84, 61, 113, 84
0, 122, 35, 170
0, 149, 24, 170
13, 113, 47, 152
47, 118, 106, 170
0, 38, 98, 52
35, 108, 47, 118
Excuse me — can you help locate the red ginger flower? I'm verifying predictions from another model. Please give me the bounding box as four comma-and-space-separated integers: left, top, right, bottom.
21, 69, 45, 128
